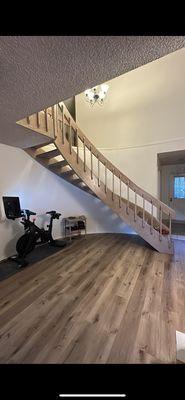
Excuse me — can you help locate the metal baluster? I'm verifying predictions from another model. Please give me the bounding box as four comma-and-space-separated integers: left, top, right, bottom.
90, 147, 93, 179
142, 196, 145, 228
150, 200, 153, 234
83, 138, 86, 172
52, 105, 58, 138
127, 181, 130, 214
105, 162, 107, 193
36, 112, 40, 128
98, 156, 100, 187
119, 175, 122, 208
159, 205, 162, 241
69, 118, 72, 154
55, 104, 58, 136
52, 106, 55, 136
61, 105, 65, 144
112, 169, 114, 200
134, 190, 137, 222
76, 131, 79, 163
168, 212, 172, 248
45, 109, 48, 132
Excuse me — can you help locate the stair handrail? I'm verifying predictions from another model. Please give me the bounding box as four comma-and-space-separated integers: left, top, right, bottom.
55, 102, 175, 219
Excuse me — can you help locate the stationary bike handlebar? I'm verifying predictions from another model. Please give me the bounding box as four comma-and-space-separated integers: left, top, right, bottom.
46, 211, 61, 219
21, 209, 61, 220
20, 209, 62, 232
21, 209, 36, 220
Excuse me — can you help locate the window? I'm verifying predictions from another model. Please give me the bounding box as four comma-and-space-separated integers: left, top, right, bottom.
174, 176, 185, 199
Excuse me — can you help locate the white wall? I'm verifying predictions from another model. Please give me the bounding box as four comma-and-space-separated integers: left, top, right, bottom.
76, 48, 185, 219
76, 48, 185, 149
0, 143, 134, 262
101, 139, 185, 199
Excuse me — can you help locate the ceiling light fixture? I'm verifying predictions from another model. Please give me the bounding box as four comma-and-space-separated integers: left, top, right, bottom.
84, 84, 109, 106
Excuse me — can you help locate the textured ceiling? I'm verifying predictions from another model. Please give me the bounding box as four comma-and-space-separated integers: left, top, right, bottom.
0, 36, 185, 148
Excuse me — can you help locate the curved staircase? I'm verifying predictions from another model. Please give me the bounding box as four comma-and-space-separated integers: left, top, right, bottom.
17, 102, 175, 254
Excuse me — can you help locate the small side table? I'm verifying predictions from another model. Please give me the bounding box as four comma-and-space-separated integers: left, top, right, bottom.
63, 216, 87, 241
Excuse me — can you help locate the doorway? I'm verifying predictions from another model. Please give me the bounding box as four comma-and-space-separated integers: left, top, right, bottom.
158, 150, 185, 234
170, 174, 185, 218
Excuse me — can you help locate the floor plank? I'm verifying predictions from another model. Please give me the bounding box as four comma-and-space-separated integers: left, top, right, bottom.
0, 233, 184, 363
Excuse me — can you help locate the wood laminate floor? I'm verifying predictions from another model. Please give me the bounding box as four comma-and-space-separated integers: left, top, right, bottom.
0, 233, 184, 364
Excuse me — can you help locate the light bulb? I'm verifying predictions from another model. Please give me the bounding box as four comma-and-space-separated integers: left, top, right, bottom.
101, 83, 109, 93
88, 91, 94, 100
99, 91, 106, 100
85, 89, 91, 95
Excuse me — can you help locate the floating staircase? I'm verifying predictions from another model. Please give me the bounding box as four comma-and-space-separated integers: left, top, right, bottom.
17, 102, 175, 254
26, 142, 95, 196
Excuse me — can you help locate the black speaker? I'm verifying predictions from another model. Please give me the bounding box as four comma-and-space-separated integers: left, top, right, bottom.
2, 196, 22, 220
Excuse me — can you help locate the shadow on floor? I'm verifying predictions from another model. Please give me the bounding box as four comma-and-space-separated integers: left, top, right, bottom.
0, 239, 70, 282
0, 233, 154, 283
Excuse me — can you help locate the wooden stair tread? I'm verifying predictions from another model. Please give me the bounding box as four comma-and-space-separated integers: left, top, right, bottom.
37, 149, 60, 158
49, 160, 67, 168
30, 140, 53, 150
69, 177, 81, 183
60, 169, 74, 177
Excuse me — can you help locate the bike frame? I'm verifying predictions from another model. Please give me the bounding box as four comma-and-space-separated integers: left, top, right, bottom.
20, 215, 54, 244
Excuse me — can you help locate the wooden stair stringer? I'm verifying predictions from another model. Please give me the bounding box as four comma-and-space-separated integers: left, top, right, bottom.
54, 134, 173, 254
25, 146, 97, 198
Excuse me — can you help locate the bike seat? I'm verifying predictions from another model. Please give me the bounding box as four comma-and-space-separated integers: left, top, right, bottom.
23, 209, 36, 217
46, 210, 61, 219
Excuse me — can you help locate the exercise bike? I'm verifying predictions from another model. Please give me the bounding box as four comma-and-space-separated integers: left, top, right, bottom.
3, 196, 68, 268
